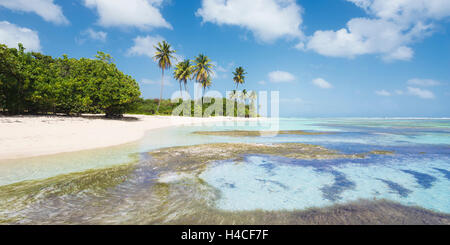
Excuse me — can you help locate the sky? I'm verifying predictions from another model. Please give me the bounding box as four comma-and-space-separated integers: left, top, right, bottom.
0, 0, 449, 117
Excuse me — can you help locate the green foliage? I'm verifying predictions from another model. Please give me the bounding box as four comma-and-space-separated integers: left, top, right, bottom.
192, 54, 214, 84
153, 41, 176, 113
0, 44, 141, 117
233, 66, 247, 89
0, 43, 255, 118
129, 98, 173, 115
153, 41, 176, 71
129, 97, 255, 118
173, 59, 193, 93
192, 54, 214, 103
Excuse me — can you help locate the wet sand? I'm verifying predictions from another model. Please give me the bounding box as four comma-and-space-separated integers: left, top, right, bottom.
0, 115, 261, 160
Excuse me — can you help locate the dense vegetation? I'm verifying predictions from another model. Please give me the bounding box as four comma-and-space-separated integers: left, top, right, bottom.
1, 41, 256, 118
0, 44, 141, 117
129, 97, 256, 117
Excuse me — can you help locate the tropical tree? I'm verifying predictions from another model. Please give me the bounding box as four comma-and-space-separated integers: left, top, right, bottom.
173, 59, 193, 95
201, 75, 212, 103
153, 41, 176, 113
0, 43, 140, 117
232, 66, 247, 90
193, 54, 213, 83
192, 54, 214, 103
91, 53, 141, 118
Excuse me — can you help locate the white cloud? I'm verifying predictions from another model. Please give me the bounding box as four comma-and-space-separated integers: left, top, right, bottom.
211, 61, 234, 79
82, 28, 107, 42
306, 18, 418, 61
128, 35, 164, 58
294, 42, 305, 50
215, 64, 227, 73
375, 90, 391, 96
383, 46, 414, 61
0, 21, 41, 51
196, 0, 304, 43
84, 0, 171, 30
0, 0, 68, 25
407, 87, 435, 99
312, 78, 333, 89
268, 70, 295, 83
374, 78, 440, 98
128, 35, 182, 64
407, 78, 441, 87
304, 0, 450, 61
258, 80, 266, 85
348, 0, 450, 21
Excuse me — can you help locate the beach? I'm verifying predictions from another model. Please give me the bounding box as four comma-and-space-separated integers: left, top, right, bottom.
0, 115, 260, 160
0, 117, 449, 224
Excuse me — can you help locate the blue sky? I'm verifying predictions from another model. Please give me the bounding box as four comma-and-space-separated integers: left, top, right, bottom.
1, 0, 449, 117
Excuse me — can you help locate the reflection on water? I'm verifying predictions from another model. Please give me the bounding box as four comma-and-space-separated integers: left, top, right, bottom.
0, 118, 449, 224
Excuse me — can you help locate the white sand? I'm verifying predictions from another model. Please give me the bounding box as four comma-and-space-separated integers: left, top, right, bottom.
0, 115, 261, 160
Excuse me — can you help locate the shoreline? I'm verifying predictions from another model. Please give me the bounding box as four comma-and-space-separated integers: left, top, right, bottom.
0, 114, 263, 161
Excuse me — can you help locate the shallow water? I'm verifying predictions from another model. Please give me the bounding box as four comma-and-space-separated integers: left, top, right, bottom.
199, 118, 450, 213
0, 118, 449, 224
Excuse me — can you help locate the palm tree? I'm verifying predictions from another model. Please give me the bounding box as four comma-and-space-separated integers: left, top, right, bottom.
201, 76, 212, 103
193, 54, 213, 83
173, 59, 193, 96
153, 41, 176, 113
192, 54, 214, 103
233, 66, 247, 90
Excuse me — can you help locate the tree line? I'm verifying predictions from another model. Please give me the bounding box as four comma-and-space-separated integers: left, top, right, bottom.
0, 43, 141, 117
1, 41, 256, 118
129, 97, 256, 117
153, 40, 256, 116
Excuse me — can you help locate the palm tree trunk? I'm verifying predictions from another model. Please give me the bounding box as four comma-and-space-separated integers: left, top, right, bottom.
157, 69, 164, 113
179, 82, 182, 98
202, 86, 205, 106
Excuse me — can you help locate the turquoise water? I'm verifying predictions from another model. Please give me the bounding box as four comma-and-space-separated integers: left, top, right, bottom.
198, 118, 450, 213
1, 118, 449, 219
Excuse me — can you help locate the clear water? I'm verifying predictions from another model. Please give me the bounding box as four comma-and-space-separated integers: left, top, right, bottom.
0, 118, 449, 223
199, 118, 450, 213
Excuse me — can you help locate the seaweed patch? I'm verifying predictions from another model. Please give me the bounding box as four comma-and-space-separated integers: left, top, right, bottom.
434, 168, 450, 180
402, 170, 437, 189
320, 170, 356, 201
376, 178, 412, 198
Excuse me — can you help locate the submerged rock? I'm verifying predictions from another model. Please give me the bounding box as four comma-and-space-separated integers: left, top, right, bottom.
0, 163, 135, 224
367, 150, 395, 155
165, 199, 450, 225
149, 142, 395, 174
2, 142, 439, 225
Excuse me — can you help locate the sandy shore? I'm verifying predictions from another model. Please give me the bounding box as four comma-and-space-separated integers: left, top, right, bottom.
0, 115, 261, 160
